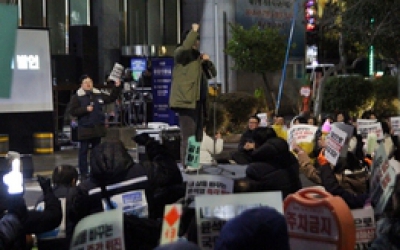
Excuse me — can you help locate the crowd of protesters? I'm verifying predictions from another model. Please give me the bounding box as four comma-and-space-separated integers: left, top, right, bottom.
0, 109, 399, 249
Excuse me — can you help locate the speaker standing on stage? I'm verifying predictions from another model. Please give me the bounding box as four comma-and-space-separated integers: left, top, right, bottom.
169, 23, 217, 169
69, 75, 122, 179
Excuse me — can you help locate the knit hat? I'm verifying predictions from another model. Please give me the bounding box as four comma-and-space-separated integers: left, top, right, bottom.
321, 119, 331, 134
214, 207, 290, 250
154, 241, 201, 250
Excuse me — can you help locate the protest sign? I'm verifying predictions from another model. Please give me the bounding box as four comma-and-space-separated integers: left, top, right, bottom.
390, 116, 400, 135
108, 63, 124, 82
186, 136, 201, 169
351, 206, 376, 250
357, 119, 377, 129
160, 204, 182, 245
0, 4, 18, 98
185, 175, 234, 200
357, 122, 383, 141
331, 122, 354, 157
70, 209, 125, 250
284, 187, 356, 250
195, 192, 283, 250
371, 157, 400, 215
257, 113, 268, 127
287, 124, 318, 150
324, 125, 347, 166
100, 189, 148, 218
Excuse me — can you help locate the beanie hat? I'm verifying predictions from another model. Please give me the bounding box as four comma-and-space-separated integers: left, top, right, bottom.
214, 207, 290, 250
154, 241, 200, 250
321, 119, 331, 134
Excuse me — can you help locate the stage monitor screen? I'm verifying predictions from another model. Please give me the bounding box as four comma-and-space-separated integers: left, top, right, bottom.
131, 58, 147, 81
0, 28, 53, 113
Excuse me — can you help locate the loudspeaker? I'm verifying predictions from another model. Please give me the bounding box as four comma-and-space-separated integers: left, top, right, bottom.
69, 26, 99, 83
51, 54, 78, 84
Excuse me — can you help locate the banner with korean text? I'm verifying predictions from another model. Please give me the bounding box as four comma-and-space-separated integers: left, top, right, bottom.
70, 209, 125, 250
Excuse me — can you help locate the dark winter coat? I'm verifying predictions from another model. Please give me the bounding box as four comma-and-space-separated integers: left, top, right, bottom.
69, 86, 121, 140
245, 137, 302, 198
319, 164, 369, 209
34, 185, 77, 250
68, 140, 153, 231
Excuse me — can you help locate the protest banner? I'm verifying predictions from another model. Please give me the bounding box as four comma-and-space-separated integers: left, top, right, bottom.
185, 174, 234, 201
100, 189, 148, 218
70, 209, 125, 250
287, 124, 318, 150
0, 4, 18, 98
160, 204, 182, 245
324, 125, 347, 166
390, 116, 400, 136
284, 187, 356, 250
195, 192, 283, 250
357, 122, 383, 141
351, 206, 376, 250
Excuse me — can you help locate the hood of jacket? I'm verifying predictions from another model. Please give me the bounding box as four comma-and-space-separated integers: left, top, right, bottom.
77, 87, 101, 97
90, 140, 134, 181
251, 137, 291, 164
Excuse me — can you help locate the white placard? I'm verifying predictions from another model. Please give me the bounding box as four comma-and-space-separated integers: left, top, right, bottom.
160, 204, 182, 245
102, 189, 148, 218
109, 63, 124, 82
324, 125, 347, 166
357, 121, 383, 141
257, 113, 268, 127
185, 174, 234, 200
287, 124, 318, 147
70, 209, 125, 250
352, 206, 376, 249
195, 192, 283, 250
390, 116, 400, 135
357, 119, 377, 128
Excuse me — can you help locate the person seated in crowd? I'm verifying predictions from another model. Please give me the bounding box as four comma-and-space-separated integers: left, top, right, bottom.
307, 116, 318, 126
199, 125, 224, 165
296, 128, 368, 195
240, 127, 302, 198
0, 194, 29, 249
290, 115, 307, 126
370, 174, 400, 249
214, 207, 290, 250
35, 165, 78, 250
272, 114, 287, 140
231, 115, 260, 164
67, 139, 154, 235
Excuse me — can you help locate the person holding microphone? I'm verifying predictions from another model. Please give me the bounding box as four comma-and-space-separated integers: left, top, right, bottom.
69, 75, 122, 179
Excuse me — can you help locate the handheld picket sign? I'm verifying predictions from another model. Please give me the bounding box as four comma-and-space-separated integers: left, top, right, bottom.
185, 136, 201, 169
160, 204, 182, 245
284, 187, 356, 250
3, 158, 23, 194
